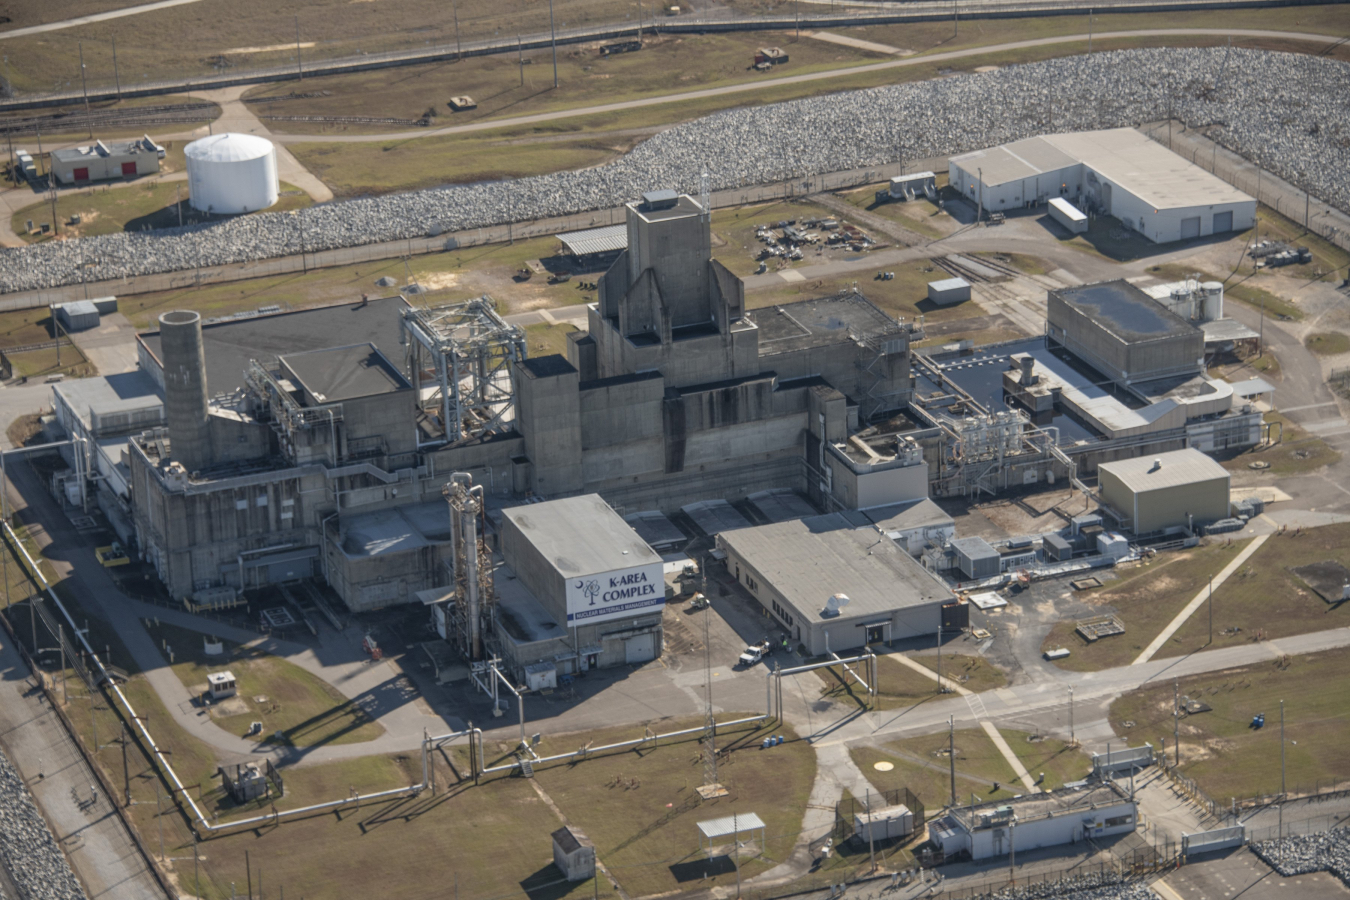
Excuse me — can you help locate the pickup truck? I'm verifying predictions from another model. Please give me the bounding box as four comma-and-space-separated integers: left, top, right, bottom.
737, 640, 773, 667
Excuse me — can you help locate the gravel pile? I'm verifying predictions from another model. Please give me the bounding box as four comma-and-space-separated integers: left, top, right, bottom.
1252, 829, 1350, 881
982, 872, 1156, 900
1, 46, 1345, 294
0, 749, 86, 900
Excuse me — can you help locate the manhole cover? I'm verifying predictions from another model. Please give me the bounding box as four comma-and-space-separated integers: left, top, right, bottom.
873, 761, 894, 772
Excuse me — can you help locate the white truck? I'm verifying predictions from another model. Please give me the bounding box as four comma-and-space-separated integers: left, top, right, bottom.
737, 640, 773, 667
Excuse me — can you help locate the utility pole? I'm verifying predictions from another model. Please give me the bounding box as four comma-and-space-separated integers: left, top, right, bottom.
1087, 9, 1093, 52
948, 716, 956, 807
49, 150, 59, 234
59, 622, 66, 704
953, 0, 958, 37
1208, 576, 1213, 644
1279, 699, 1286, 836
121, 721, 131, 806
548, 0, 559, 89
977, 167, 984, 223
1305, 191, 1310, 229
935, 624, 942, 694
295, 16, 303, 81
157, 781, 164, 861
1069, 685, 1075, 746
1173, 679, 1180, 766
6, 132, 12, 187
453, 0, 462, 60
112, 37, 121, 99
176, 185, 182, 227
866, 788, 876, 872
78, 42, 92, 139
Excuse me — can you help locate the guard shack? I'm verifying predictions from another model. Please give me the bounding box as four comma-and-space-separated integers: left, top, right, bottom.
207, 671, 237, 700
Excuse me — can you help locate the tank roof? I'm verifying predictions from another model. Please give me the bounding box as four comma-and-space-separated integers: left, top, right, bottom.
185, 132, 274, 163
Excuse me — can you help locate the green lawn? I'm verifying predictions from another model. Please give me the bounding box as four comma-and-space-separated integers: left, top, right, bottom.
1040, 541, 1252, 672
12, 178, 312, 243
1306, 332, 1350, 357
1108, 650, 1350, 800
837, 181, 959, 241
5, 343, 96, 380
144, 620, 385, 748
524, 322, 579, 358
909, 652, 1008, 694
1164, 524, 1350, 656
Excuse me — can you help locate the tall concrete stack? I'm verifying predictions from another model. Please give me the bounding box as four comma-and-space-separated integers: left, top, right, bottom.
158, 310, 213, 472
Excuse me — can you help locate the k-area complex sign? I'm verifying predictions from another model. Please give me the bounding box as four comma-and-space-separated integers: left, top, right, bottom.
566, 562, 665, 624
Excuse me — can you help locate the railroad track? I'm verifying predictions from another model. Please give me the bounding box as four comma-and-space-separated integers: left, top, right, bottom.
931, 253, 1043, 335
0, 102, 215, 137
259, 114, 429, 126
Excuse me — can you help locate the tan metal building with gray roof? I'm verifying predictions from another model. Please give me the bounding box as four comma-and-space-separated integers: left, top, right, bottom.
1097, 448, 1230, 534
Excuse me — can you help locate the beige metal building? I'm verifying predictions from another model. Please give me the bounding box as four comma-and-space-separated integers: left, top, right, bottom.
1097, 448, 1230, 534
51, 137, 161, 184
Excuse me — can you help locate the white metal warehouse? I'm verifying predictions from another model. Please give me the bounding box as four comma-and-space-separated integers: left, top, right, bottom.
948, 128, 1255, 243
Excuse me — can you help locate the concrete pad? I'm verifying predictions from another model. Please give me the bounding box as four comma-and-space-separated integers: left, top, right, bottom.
804, 31, 909, 56
1230, 485, 1293, 504
779, 269, 806, 283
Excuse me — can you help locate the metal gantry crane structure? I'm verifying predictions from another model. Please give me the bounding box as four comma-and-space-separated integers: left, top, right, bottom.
402, 297, 527, 446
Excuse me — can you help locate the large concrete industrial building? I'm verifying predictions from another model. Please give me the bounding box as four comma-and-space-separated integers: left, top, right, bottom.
949, 128, 1256, 242
121, 191, 921, 617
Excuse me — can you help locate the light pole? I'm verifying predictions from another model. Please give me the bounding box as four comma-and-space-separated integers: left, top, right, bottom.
1069, 685, 1075, 746
548, 0, 559, 89
1279, 699, 1286, 836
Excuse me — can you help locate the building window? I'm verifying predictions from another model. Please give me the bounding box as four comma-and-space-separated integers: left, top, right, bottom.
1104, 815, 1132, 828
769, 599, 794, 627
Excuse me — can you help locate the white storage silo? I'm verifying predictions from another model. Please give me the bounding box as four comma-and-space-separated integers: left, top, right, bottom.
185, 133, 279, 215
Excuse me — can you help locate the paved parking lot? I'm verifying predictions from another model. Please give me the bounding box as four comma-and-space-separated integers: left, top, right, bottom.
1159, 847, 1350, 900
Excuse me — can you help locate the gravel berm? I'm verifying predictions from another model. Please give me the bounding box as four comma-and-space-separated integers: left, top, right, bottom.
1251, 829, 1350, 882
1, 47, 1345, 294
973, 871, 1158, 899
0, 748, 86, 900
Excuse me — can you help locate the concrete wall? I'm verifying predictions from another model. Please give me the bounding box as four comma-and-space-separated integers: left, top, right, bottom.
626, 205, 712, 329
500, 512, 566, 622
761, 337, 911, 416
515, 358, 583, 496
589, 304, 761, 390
1099, 469, 1229, 533
329, 541, 451, 612
1047, 292, 1202, 386
826, 454, 929, 510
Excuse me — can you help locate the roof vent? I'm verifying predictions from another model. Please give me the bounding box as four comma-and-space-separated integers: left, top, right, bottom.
1149, 458, 1162, 472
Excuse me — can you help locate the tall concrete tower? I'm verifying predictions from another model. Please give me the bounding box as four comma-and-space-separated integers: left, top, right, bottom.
158, 310, 213, 472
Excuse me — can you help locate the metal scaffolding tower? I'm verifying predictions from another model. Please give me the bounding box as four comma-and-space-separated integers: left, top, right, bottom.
445, 473, 496, 661
401, 297, 527, 446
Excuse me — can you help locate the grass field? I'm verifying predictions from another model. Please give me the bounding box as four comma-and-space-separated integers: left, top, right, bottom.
12, 178, 312, 242
1040, 541, 1253, 672
838, 183, 959, 241
246, 30, 881, 135
910, 652, 1008, 694
143, 620, 385, 748
277, 18, 1350, 195
1163, 524, 1350, 656
1306, 332, 1350, 357
1108, 649, 1350, 799
535, 719, 816, 897
1219, 411, 1340, 477
5, 343, 95, 379
524, 322, 579, 357
853, 727, 1092, 812
1245, 206, 1350, 283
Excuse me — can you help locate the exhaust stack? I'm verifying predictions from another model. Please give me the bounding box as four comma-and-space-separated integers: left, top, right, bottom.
158, 310, 213, 472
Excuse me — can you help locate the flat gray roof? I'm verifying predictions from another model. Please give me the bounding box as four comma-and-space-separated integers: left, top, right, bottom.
1054, 280, 1200, 343
631, 193, 703, 223
746, 489, 817, 524
1099, 448, 1229, 493
865, 498, 954, 534
53, 370, 162, 431
282, 343, 411, 403
719, 513, 953, 622
338, 501, 451, 558
681, 499, 753, 536
140, 296, 407, 395
950, 536, 998, 561
755, 291, 901, 356
952, 782, 1129, 831
502, 494, 660, 579
624, 510, 687, 549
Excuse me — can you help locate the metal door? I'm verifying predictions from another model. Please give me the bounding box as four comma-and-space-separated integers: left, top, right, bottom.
1181, 217, 1201, 239
73, 167, 89, 181
121, 162, 137, 176
1100, 183, 1112, 214
1212, 211, 1233, 233
625, 633, 656, 664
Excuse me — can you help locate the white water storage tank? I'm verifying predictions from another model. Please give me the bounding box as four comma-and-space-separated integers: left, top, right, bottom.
185, 133, 278, 215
